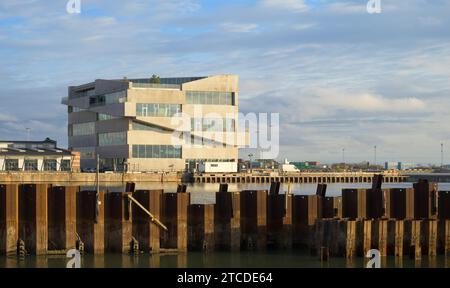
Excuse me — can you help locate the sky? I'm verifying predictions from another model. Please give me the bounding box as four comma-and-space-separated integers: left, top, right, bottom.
0, 0, 449, 164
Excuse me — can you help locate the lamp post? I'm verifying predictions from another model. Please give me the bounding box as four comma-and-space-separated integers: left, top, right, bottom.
374, 145, 377, 167
26, 128, 31, 141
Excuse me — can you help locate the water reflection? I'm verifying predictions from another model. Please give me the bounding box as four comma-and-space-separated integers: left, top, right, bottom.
2, 252, 448, 268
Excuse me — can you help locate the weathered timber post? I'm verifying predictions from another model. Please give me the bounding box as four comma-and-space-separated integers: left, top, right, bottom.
19, 184, 48, 255
48, 186, 77, 252
0, 184, 18, 255
105, 192, 132, 253
76, 190, 105, 254
132, 189, 163, 253
162, 192, 190, 252
240, 190, 267, 250
188, 204, 214, 251
214, 191, 240, 251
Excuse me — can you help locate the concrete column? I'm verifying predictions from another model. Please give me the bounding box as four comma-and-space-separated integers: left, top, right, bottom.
17, 159, 24, 171
0, 184, 18, 255
48, 186, 77, 251
19, 184, 48, 255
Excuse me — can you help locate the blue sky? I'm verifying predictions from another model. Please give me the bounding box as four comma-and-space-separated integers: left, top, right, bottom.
0, 0, 450, 164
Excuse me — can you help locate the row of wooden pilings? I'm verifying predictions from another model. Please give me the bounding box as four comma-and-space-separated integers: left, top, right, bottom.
194, 174, 407, 184
1, 179, 450, 258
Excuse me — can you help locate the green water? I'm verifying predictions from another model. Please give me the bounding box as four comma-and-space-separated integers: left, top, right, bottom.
1, 252, 448, 268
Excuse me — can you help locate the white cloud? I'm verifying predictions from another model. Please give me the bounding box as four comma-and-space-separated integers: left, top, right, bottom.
326, 2, 366, 14
261, 0, 308, 13
221, 22, 258, 33
309, 88, 426, 113
0, 113, 16, 122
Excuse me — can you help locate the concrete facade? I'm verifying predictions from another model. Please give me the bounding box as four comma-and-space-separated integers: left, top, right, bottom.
63, 75, 243, 172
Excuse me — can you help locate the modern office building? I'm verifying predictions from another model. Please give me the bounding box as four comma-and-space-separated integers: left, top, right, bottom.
62, 75, 244, 172
0, 138, 74, 171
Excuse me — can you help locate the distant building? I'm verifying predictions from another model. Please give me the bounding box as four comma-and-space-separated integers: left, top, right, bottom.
62, 75, 245, 172
384, 161, 417, 170
281, 159, 299, 172
0, 138, 73, 171
292, 161, 321, 170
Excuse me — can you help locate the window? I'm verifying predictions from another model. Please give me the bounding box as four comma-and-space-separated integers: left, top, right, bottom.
132, 122, 169, 132
73, 147, 96, 159
136, 103, 181, 117
98, 113, 118, 121
60, 160, 71, 171
104, 91, 126, 104
43, 159, 57, 171
132, 145, 182, 159
24, 159, 38, 171
5, 159, 19, 171
71, 122, 95, 136
191, 118, 235, 132
98, 132, 127, 146
186, 91, 234, 105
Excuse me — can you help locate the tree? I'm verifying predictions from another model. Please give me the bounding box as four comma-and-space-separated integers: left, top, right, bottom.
150, 74, 161, 84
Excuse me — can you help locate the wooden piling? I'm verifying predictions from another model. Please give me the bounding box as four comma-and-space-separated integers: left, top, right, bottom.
394, 220, 404, 257
47, 186, 77, 252
267, 193, 292, 249
342, 189, 367, 219
214, 191, 240, 251
162, 192, 190, 252
18, 184, 48, 255
411, 220, 423, 259
76, 190, 105, 254
362, 220, 372, 257
375, 219, 388, 257
132, 189, 162, 253
105, 192, 132, 253
0, 184, 18, 255
425, 219, 437, 257
240, 190, 267, 250
292, 195, 322, 249
188, 204, 214, 251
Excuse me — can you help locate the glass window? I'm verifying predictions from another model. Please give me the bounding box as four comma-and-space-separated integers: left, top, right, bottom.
24, 159, 38, 171
132, 145, 138, 158
72, 122, 95, 136
44, 159, 57, 171
131, 145, 181, 159
136, 104, 143, 116
186, 91, 233, 105
60, 160, 71, 171
98, 132, 127, 146
136, 104, 181, 117
5, 159, 19, 171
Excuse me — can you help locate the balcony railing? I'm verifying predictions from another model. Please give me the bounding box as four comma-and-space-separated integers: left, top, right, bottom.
131, 82, 181, 89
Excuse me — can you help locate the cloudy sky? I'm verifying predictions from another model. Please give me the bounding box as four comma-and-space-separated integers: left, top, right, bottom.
0, 0, 449, 164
